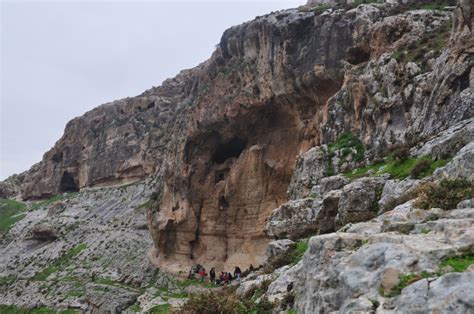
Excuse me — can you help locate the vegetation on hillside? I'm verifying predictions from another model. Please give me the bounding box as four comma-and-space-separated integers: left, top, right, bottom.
414, 179, 474, 210
178, 283, 273, 314
344, 152, 449, 180
392, 19, 452, 70
34, 243, 87, 281
0, 305, 75, 314
0, 199, 27, 233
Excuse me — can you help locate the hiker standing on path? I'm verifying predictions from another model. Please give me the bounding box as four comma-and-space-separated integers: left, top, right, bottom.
234, 266, 242, 281
210, 267, 216, 284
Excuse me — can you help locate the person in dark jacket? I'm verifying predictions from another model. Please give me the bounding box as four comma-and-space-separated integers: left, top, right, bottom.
234, 266, 242, 281
210, 267, 216, 284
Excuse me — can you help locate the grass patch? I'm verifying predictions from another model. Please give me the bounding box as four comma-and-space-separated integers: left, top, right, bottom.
391, 19, 452, 67
0, 275, 17, 286
414, 179, 474, 210
0, 199, 27, 233
94, 277, 117, 286
440, 252, 474, 272
298, 4, 332, 14
134, 200, 150, 213
380, 252, 474, 298
0, 305, 72, 314
128, 303, 142, 312
149, 304, 170, 314
382, 157, 418, 179
328, 133, 365, 164
34, 266, 59, 281
344, 162, 385, 180
291, 239, 309, 265
63, 289, 84, 298
380, 273, 425, 297
344, 155, 449, 180
30, 192, 79, 211
175, 278, 215, 289
34, 243, 87, 281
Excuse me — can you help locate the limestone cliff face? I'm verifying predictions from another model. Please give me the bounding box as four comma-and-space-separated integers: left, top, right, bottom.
322, 6, 473, 155
13, 1, 473, 273
147, 7, 382, 272
19, 72, 196, 199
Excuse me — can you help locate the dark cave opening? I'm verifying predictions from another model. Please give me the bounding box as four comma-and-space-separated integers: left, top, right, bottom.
51, 151, 63, 163
214, 169, 229, 183
59, 171, 79, 193
212, 138, 247, 164
218, 196, 229, 210
346, 46, 370, 65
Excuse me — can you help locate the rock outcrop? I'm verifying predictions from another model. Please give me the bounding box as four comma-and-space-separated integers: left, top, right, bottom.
265, 204, 474, 313
265, 198, 319, 240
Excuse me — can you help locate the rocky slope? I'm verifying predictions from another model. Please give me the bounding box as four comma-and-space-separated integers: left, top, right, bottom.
0, 0, 473, 312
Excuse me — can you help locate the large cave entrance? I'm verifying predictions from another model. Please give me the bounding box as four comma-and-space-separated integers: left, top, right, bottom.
212, 138, 247, 164
59, 171, 79, 193
151, 101, 319, 273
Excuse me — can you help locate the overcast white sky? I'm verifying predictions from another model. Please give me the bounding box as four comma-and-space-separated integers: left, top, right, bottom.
0, 0, 304, 180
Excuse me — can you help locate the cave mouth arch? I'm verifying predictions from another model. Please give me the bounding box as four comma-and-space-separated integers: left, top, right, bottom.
59, 171, 79, 193
212, 137, 247, 164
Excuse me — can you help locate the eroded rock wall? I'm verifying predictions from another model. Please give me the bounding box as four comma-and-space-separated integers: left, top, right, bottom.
322, 6, 473, 155
148, 7, 367, 272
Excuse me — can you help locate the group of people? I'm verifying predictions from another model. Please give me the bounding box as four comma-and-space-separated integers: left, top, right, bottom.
188, 264, 255, 285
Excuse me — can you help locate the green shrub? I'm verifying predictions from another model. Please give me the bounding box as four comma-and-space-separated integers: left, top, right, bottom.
410, 159, 431, 179
150, 192, 159, 201
243, 278, 272, 301
279, 292, 296, 311
328, 133, 365, 167
390, 146, 410, 164
178, 289, 273, 314
414, 179, 474, 210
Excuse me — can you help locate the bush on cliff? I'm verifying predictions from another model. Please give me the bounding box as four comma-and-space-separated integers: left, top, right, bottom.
414, 179, 474, 210
178, 286, 273, 314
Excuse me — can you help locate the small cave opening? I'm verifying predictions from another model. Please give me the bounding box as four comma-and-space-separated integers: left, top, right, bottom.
346, 46, 370, 65
218, 196, 229, 211
51, 151, 63, 163
214, 169, 229, 183
59, 171, 79, 193
160, 220, 177, 257
212, 138, 247, 164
